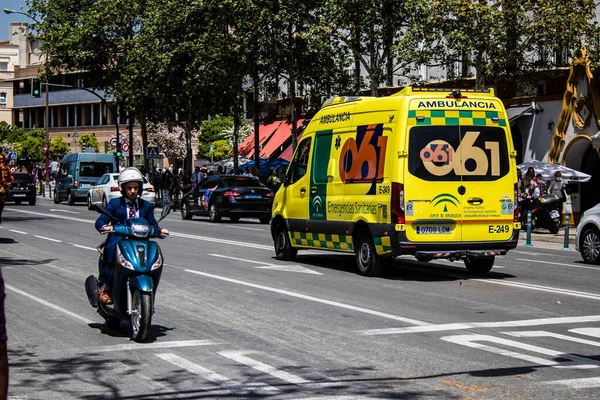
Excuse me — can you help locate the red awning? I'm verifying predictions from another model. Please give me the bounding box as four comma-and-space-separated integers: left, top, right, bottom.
238, 121, 283, 158
260, 120, 304, 159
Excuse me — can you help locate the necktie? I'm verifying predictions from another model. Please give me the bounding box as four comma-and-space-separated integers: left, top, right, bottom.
128, 201, 137, 218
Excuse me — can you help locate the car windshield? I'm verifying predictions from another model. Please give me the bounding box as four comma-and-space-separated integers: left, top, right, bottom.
222, 176, 265, 188
80, 162, 115, 177
12, 173, 32, 182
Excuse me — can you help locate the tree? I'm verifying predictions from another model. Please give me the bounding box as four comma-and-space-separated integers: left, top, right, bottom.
78, 133, 100, 152
210, 140, 232, 161
147, 122, 198, 162
14, 136, 44, 161
49, 136, 70, 160
198, 116, 234, 159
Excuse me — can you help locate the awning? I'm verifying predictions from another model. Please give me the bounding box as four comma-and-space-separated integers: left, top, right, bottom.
260, 120, 304, 159
506, 105, 533, 122
238, 121, 284, 158
278, 130, 304, 162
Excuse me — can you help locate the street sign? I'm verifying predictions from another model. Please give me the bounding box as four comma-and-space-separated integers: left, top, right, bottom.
147, 146, 159, 159
8, 152, 17, 160
109, 137, 117, 148
122, 142, 130, 152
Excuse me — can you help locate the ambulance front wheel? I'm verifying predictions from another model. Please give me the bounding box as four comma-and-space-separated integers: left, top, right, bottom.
274, 224, 297, 261
464, 256, 495, 275
355, 232, 382, 277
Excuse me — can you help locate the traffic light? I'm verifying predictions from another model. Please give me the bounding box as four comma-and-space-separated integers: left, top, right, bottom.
31, 79, 41, 98
114, 143, 122, 158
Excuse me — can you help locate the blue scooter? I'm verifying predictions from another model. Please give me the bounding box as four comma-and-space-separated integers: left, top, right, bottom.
85, 204, 170, 342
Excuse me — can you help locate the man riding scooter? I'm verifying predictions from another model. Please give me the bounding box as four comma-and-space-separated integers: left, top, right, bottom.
95, 167, 169, 304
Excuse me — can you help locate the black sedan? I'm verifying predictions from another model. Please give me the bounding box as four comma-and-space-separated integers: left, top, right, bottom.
9, 172, 36, 205
180, 175, 273, 223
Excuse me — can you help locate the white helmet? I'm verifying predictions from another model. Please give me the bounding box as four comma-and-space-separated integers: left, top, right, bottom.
118, 167, 144, 196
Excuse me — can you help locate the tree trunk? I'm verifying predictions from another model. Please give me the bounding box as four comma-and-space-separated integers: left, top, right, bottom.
288, 21, 298, 154
140, 109, 149, 171
185, 101, 193, 173
128, 110, 134, 167
253, 77, 260, 177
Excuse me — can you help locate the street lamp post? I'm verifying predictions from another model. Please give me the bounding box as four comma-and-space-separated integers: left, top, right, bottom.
3, 8, 50, 184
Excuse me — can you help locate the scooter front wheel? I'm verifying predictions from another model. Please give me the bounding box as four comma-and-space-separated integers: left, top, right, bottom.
131, 289, 152, 342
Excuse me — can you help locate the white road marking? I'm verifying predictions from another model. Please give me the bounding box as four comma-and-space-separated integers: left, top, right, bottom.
545, 377, 600, 389
570, 328, 600, 339
5, 284, 93, 324
504, 330, 600, 347
517, 257, 600, 270
172, 232, 272, 250
88, 340, 221, 353
471, 278, 600, 300
68, 243, 98, 251
49, 208, 80, 214
219, 350, 311, 385
33, 234, 62, 243
225, 225, 264, 231
6, 208, 94, 224
441, 334, 597, 369
511, 250, 544, 256
155, 353, 279, 394
185, 269, 429, 325
360, 315, 600, 335
209, 254, 322, 275
8, 229, 27, 235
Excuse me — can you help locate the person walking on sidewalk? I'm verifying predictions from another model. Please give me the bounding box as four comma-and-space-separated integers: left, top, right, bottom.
0, 155, 13, 225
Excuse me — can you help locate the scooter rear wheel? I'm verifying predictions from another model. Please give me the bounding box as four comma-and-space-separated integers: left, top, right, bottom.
131, 289, 152, 342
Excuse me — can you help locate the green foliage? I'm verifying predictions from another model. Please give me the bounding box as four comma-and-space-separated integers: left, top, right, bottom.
49, 136, 70, 160
210, 140, 232, 160
78, 133, 100, 151
198, 116, 233, 159
14, 135, 45, 161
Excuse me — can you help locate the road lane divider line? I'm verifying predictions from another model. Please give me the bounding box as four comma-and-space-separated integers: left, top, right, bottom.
219, 350, 312, 385
544, 377, 600, 389
5, 284, 93, 324
155, 353, 280, 394
8, 229, 27, 235
184, 269, 429, 326
88, 340, 221, 353
208, 254, 323, 275
172, 232, 272, 250
516, 258, 600, 270
359, 315, 600, 336
224, 225, 265, 231
5, 208, 94, 224
33, 234, 62, 243
68, 243, 98, 251
49, 208, 80, 214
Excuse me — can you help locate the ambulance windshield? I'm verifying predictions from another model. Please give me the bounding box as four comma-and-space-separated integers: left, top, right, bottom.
408, 126, 510, 181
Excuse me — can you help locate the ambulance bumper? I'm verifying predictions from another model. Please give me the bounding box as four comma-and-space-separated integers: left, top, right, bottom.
394, 228, 520, 258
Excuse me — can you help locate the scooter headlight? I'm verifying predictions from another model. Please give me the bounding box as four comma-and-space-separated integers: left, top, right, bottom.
151, 252, 163, 270
119, 253, 135, 270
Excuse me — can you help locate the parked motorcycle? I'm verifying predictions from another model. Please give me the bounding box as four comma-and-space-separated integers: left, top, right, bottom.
85, 204, 170, 342
520, 194, 561, 234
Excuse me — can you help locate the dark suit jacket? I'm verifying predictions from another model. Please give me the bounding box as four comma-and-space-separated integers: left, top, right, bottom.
95, 197, 160, 263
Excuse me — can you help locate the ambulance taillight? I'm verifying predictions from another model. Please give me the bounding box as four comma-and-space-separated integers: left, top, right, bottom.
391, 182, 405, 224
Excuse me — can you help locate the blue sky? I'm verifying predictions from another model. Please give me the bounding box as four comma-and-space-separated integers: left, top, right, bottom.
0, 0, 29, 41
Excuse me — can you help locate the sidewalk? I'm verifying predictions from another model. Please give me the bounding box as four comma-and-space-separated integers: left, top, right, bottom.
518, 225, 577, 250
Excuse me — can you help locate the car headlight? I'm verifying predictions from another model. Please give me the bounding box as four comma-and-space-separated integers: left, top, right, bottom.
151, 252, 163, 270
119, 253, 135, 270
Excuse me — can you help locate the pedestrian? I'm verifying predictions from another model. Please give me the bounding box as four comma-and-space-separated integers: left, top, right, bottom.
182, 169, 193, 193
0, 155, 13, 225
161, 168, 175, 208
151, 166, 162, 201
266, 167, 281, 191
547, 170, 566, 216
191, 166, 202, 188
523, 167, 535, 191
49, 158, 59, 181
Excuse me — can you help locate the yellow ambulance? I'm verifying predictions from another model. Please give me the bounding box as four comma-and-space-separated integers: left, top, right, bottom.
271, 87, 521, 276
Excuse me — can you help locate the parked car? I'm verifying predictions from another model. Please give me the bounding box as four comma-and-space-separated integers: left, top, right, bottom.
180, 175, 273, 223
9, 172, 36, 205
87, 173, 156, 210
576, 203, 600, 263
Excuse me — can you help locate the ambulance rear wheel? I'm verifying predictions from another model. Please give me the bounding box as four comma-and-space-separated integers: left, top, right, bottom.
355, 232, 382, 277
274, 224, 297, 261
464, 256, 494, 275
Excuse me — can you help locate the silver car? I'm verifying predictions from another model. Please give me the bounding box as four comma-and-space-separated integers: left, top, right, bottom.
87, 173, 156, 209
576, 203, 600, 263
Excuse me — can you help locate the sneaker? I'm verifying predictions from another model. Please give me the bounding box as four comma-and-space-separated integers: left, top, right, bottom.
98, 286, 113, 304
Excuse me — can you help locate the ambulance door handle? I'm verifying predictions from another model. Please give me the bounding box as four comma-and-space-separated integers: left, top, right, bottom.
310, 186, 317, 194
467, 198, 483, 205
300, 187, 306, 194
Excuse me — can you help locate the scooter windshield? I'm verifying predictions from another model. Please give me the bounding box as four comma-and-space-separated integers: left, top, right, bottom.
127, 217, 150, 238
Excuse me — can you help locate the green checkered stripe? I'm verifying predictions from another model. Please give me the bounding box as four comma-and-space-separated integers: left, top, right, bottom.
407, 110, 506, 127
290, 231, 354, 251
373, 236, 392, 255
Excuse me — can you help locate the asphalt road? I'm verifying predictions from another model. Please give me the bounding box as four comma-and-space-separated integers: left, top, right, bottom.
1, 195, 599, 399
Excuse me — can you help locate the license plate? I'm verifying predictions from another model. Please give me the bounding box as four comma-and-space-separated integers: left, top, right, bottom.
416, 225, 452, 234
80, 184, 91, 188
550, 210, 560, 219
13, 194, 26, 197
244, 194, 261, 199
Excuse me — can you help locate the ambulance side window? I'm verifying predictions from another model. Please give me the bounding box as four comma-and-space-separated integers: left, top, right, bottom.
288, 138, 312, 184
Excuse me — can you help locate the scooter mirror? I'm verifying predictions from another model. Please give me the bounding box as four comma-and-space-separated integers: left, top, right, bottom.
159, 203, 171, 222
